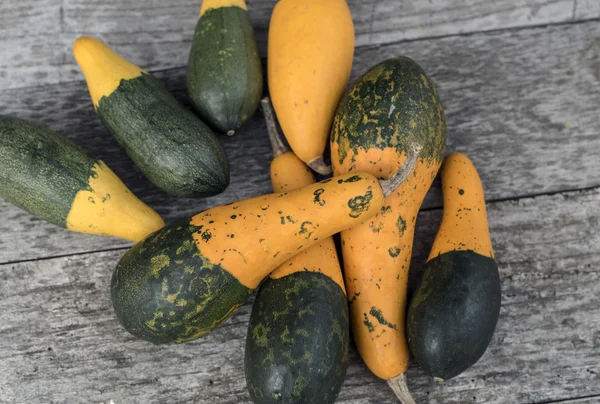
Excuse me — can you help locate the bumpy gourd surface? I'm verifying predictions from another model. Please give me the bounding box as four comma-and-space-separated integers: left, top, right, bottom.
97, 74, 230, 197
0, 117, 95, 227
331, 56, 446, 380
112, 219, 252, 344
245, 272, 348, 404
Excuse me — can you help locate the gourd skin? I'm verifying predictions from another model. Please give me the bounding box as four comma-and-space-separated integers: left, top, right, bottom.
0, 117, 164, 242
331, 57, 446, 380
187, 0, 263, 134
74, 37, 230, 198
245, 151, 348, 404
111, 172, 382, 344
407, 152, 501, 381
268, 0, 355, 172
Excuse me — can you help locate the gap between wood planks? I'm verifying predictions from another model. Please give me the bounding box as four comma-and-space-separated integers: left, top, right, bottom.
1, 183, 598, 267
2, 15, 599, 94
532, 393, 600, 404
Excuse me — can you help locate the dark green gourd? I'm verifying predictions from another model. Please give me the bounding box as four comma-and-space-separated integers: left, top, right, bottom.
244, 99, 349, 403
74, 36, 230, 198
187, 0, 263, 135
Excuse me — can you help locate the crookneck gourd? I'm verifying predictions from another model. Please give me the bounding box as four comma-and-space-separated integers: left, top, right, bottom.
331, 56, 447, 402
111, 142, 418, 344
407, 152, 501, 381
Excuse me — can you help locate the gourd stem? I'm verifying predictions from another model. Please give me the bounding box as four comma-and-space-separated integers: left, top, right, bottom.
387, 373, 416, 404
380, 142, 423, 198
261, 97, 288, 157
307, 156, 332, 176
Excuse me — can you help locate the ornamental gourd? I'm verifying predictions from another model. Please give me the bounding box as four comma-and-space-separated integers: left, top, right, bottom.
268, 0, 355, 175
0, 116, 164, 242
244, 99, 348, 404
331, 57, 446, 402
111, 147, 417, 344
187, 0, 263, 135
407, 152, 501, 381
74, 37, 229, 198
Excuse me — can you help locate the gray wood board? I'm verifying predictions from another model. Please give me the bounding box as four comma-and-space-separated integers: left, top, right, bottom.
0, 186, 598, 403
1, 20, 599, 264
1, 0, 600, 89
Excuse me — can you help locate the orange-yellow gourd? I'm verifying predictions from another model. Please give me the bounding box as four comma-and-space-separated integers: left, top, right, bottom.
268, 0, 355, 175
428, 152, 494, 260
407, 152, 500, 382
264, 97, 345, 290
330, 57, 447, 402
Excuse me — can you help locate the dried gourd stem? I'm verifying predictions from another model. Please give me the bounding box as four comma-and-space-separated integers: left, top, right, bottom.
307, 156, 332, 176
380, 142, 423, 198
387, 373, 416, 404
261, 97, 288, 157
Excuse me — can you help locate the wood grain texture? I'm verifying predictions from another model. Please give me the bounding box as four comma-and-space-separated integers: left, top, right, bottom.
0, 186, 598, 404
1, 19, 599, 264
1, 0, 599, 89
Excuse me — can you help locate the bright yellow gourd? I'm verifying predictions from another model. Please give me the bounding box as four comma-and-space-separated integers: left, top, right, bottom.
268, 0, 355, 175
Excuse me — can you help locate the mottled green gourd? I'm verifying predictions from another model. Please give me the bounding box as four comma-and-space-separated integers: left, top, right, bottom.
244, 98, 349, 403
246, 275, 348, 403
187, 0, 263, 135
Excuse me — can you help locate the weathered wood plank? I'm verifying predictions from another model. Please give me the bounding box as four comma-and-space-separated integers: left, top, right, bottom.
0, 186, 598, 403
1, 20, 599, 264
2, 0, 599, 89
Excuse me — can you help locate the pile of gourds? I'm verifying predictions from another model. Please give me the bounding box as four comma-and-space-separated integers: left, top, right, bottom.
0, 0, 501, 402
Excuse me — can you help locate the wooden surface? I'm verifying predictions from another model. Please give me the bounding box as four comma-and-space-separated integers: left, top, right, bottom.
0, 0, 599, 403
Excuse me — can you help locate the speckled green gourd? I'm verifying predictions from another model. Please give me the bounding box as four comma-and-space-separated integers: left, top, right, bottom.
331, 56, 446, 169
245, 272, 349, 403
111, 218, 251, 344
187, 6, 263, 134
0, 117, 95, 227
97, 74, 230, 197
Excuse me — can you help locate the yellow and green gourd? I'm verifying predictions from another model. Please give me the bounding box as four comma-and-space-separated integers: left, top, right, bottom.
74, 37, 230, 198
407, 152, 501, 381
0, 116, 164, 242
110, 153, 414, 344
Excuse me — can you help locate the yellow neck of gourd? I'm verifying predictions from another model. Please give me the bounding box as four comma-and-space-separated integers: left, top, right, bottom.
73, 36, 145, 108
200, 0, 247, 17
